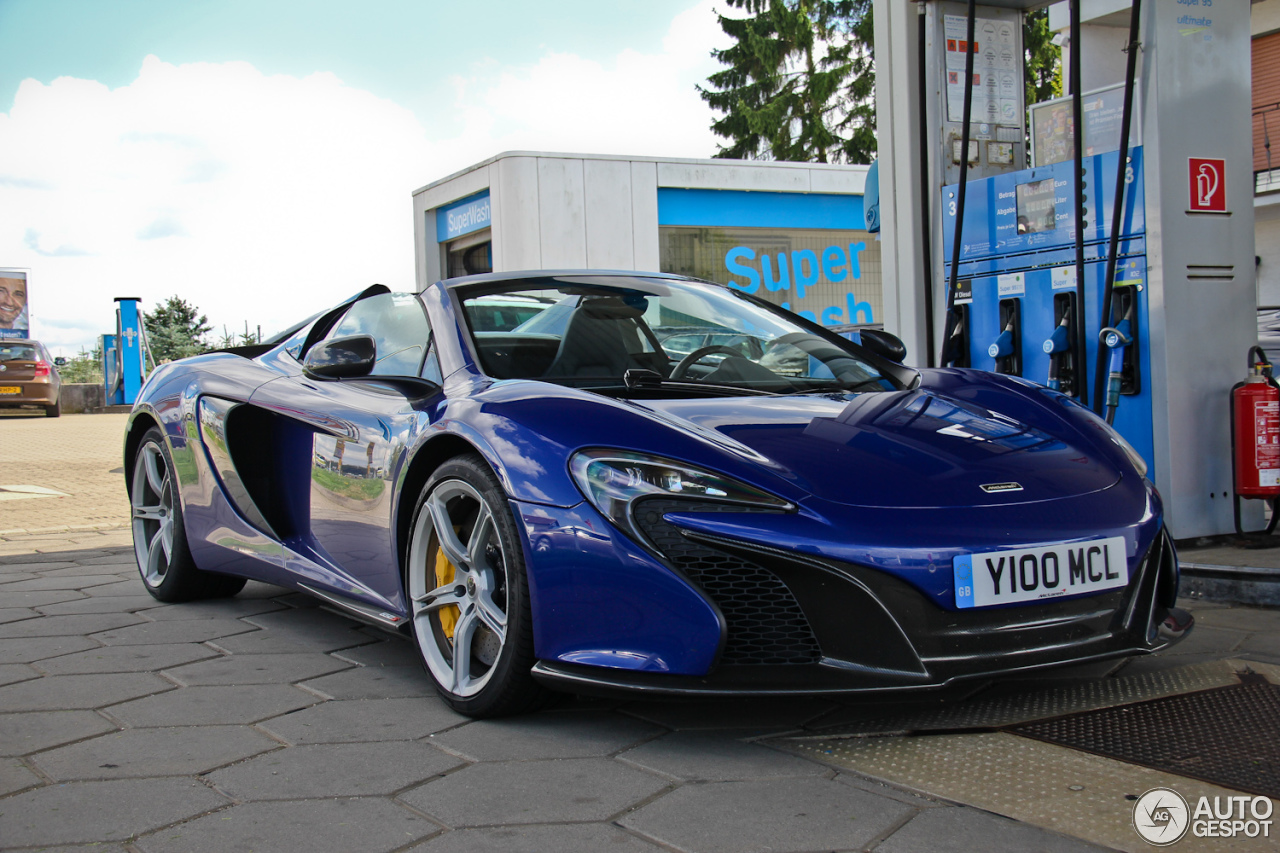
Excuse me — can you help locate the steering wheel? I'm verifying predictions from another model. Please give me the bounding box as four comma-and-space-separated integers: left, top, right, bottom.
670, 345, 748, 380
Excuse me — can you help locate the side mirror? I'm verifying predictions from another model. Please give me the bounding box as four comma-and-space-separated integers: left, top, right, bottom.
53, 357, 67, 367
859, 329, 907, 363
304, 334, 376, 378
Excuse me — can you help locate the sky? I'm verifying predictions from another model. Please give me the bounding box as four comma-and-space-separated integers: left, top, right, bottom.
0, 0, 732, 355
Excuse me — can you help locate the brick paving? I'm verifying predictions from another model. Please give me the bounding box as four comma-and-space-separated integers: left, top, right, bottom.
0, 543, 1128, 853
0, 411, 132, 536
0, 412, 1275, 851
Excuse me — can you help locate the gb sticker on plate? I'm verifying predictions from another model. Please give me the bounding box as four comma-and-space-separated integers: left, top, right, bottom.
953, 536, 1128, 608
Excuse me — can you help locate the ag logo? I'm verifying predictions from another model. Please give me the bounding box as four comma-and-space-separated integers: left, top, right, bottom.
1133, 787, 1190, 846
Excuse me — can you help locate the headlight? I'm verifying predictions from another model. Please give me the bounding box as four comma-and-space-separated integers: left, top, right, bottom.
568, 449, 792, 539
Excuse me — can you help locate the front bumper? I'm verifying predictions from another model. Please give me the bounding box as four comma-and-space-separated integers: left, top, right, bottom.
529, 502, 1189, 698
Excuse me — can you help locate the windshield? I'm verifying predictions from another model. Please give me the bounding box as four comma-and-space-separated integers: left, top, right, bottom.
457, 276, 896, 396
0, 344, 36, 362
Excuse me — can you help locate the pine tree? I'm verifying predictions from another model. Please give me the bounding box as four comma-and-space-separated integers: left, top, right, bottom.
701, 3, 1058, 166
144, 296, 212, 363
699, 0, 875, 164
59, 342, 104, 384
1023, 8, 1062, 107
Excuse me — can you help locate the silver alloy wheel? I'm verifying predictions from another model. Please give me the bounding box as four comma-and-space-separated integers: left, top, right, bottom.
408, 478, 510, 698
131, 441, 176, 589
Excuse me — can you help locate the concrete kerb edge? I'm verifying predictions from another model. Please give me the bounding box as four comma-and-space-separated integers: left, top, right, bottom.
0, 523, 130, 538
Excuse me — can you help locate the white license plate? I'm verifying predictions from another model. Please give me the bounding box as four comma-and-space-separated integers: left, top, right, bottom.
953, 536, 1128, 608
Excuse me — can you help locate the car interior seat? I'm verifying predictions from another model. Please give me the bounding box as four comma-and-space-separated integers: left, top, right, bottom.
543, 297, 647, 378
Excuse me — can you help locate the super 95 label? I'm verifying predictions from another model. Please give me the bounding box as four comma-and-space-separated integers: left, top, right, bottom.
953, 536, 1128, 608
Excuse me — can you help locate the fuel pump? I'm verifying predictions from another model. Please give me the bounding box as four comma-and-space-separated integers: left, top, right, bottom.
104, 297, 148, 406
1091, 0, 1142, 424
1230, 346, 1280, 539
879, 0, 1257, 537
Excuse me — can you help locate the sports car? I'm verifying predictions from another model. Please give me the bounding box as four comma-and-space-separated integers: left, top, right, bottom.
124, 270, 1191, 717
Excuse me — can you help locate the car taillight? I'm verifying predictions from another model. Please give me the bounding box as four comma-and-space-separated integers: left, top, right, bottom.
34, 361, 50, 377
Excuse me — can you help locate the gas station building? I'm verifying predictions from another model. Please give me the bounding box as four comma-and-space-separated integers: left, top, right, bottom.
412, 155, 881, 330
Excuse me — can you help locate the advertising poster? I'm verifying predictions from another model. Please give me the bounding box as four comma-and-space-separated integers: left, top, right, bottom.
0, 271, 28, 340
1031, 83, 1139, 166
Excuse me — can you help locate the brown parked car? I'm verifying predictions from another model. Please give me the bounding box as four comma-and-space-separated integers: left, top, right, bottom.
0, 339, 62, 417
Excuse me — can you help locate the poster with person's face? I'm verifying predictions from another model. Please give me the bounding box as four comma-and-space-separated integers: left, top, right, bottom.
0, 272, 28, 339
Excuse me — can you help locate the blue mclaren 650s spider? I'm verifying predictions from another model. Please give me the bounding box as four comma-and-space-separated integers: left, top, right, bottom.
124, 270, 1191, 717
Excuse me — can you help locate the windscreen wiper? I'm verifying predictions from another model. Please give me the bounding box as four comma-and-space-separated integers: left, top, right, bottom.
619, 369, 782, 397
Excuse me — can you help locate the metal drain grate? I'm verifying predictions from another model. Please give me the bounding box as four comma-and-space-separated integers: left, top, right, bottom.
1014, 673, 1280, 798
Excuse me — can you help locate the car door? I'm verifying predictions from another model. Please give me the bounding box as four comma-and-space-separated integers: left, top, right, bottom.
246, 292, 443, 614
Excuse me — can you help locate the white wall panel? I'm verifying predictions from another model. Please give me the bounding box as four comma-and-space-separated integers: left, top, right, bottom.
631, 161, 661, 271
1256, 0, 1280, 37
1257, 204, 1280, 306
493, 157, 541, 271
412, 193, 431, 290
657, 161, 813, 192
413, 165, 491, 212
809, 167, 869, 195
583, 159, 635, 269
537, 158, 588, 268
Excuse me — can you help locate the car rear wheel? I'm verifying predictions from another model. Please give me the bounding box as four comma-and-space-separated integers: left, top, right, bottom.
44, 399, 59, 418
407, 454, 546, 717
131, 426, 246, 602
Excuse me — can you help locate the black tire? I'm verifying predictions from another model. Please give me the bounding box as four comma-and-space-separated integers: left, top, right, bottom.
130, 426, 247, 602
406, 453, 546, 717
45, 399, 60, 418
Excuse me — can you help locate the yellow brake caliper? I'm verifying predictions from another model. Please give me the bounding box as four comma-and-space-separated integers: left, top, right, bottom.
434, 539, 460, 640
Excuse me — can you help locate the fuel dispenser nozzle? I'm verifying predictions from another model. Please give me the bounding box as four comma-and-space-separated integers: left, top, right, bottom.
1100, 319, 1133, 424
988, 324, 1015, 361
1043, 309, 1072, 392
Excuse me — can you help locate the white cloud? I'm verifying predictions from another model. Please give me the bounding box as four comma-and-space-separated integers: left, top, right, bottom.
0, 1, 729, 356
448, 0, 728, 158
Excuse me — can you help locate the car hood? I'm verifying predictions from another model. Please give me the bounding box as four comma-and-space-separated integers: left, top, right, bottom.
631, 389, 1120, 508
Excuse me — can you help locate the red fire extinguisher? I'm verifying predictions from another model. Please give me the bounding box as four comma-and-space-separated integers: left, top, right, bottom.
1231, 346, 1280, 537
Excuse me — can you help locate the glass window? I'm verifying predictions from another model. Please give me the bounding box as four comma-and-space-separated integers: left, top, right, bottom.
658, 226, 882, 329
0, 343, 36, 361
458, 275, 897, 397
282, 324, 311, 361
324, 292, 432, 377
448, 238, 493, 277
464, 293, 556, 332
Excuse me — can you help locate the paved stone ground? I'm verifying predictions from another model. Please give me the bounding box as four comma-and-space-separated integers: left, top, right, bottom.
2, 538, 1276, 852
0, 411, 132, 535
1, 411, 1278, 852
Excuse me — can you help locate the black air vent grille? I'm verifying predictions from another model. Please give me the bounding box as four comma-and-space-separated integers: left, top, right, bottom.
633, 499, 821, 665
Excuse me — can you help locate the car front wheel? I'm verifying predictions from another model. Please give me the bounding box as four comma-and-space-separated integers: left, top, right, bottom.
406, 454, 545, 717
130, 426, 246, 602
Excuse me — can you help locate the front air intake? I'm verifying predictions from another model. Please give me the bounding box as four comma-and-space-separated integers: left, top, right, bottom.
632, 499, 821, 665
